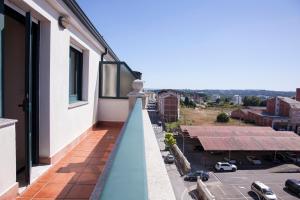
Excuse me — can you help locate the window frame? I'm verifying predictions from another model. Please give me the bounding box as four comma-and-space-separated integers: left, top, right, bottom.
69, 46, 83, 103
99, 61, 139, 99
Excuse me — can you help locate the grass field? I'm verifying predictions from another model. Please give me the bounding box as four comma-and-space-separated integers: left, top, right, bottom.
180, 106, 253, 126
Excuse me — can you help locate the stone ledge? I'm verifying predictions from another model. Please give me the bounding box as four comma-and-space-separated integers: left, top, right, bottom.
0, 118, 18, 129
142, 110, 176, 200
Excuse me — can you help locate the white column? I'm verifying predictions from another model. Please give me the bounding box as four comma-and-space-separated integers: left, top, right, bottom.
128, 79, 146, 111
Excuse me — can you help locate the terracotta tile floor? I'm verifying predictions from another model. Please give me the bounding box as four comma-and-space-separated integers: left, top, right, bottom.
18, 125, 121, 200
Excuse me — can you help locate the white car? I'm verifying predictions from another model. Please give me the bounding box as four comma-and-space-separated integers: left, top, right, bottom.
247, 156, 262, 165
215, 162, 237, 172
285, 152, 300, 163
224, 157, 237, 164
251, 181, 277, 200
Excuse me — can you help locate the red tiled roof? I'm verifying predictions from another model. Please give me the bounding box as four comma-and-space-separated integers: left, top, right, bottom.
181, 126, 300, 151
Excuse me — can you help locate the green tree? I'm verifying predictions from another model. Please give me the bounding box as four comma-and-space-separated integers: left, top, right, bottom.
243, 96, 261, 106
184, 97, 190, 106
165, 122, 180, 132
165, 133, 176, 146
216, 112, 230, 123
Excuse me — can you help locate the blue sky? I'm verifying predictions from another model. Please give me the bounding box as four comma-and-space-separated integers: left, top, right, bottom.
77, 0, 300, 91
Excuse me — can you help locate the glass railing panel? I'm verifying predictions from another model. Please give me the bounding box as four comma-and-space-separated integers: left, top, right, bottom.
99, 98, 148, 200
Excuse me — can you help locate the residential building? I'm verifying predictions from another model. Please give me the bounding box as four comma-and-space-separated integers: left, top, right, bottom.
157, 90, 180, 122
231, 89, 300, 132
232, 95, 243, 105
145, 91, 156, 103
296, 88, 300, 101
0, 1, 175, 199
211, 94, 221, 102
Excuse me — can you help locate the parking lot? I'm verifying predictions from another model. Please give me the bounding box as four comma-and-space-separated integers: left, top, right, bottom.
206, 169, 300, 200
177, 136, 300, 200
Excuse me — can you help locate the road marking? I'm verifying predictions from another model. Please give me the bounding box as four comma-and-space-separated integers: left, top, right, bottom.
217, 185, 226, 195
231, 177, 247, 179
233, 185, 248, 200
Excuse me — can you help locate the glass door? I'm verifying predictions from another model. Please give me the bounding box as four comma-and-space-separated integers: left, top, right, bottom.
24, 12, 33, 184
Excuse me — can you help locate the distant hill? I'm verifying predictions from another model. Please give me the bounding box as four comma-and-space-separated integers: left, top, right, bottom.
146, 89, 295, 98
194, 89, 295, 97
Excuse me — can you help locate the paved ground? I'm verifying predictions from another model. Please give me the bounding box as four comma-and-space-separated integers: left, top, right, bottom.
207, 170, 300, 200
178, 134, 300, 200
148, 105, 199, 200
148, 102, 300, 200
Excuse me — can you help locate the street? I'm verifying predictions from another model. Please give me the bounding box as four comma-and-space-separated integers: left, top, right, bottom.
148, 105, 199, 200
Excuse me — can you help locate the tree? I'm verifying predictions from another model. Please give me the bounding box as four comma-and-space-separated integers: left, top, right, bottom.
216, 112, 230, 123
165, 133, 176, 146
243, 96, 261, 106
184, 97, 190, 106
260, 100, 267, 107
188, 100, 196, 108
165, 122, 180, 132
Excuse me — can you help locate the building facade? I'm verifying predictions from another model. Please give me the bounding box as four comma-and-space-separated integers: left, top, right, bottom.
157, 90, 180, 122
232, 95, 243, 105
231, 89, 300, 132
0, 1, 175, 199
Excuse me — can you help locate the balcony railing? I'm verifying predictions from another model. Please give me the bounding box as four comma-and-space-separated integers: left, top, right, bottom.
94, 98, 148, 200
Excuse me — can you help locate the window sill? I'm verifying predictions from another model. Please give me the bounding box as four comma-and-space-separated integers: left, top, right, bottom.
0, 118, 18, 129
68, 101, 88, 109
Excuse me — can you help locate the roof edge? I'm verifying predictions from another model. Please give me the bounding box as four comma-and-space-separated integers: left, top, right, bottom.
62, 0, 119, 61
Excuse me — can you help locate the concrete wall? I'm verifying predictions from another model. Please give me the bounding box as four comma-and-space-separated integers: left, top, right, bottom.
197, 179, 215, 200
98, 99, 129, 122
0, 122, 17, 197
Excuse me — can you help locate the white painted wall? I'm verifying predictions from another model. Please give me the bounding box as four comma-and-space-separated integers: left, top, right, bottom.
7, 0, 120, 158
98, 99, 129, 122
0, 123, 17, 196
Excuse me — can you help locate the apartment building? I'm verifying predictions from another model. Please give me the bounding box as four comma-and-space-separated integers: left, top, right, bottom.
0, 1, 175, 199
231, 89, 300, 132
232, 95, 243, 105
157, 90, 179, 122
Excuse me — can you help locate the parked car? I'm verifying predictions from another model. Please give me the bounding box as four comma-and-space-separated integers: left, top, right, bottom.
193, 145, 204, 152
247, 156, 262, 165
284, 152, 300, 163
285, 179, 300, 196
164, 154, 175, 164
251, 181, 277, 200
262, 155, 280, 163
184, 170, 209, 181
223, 157, 237, 164
215, 162, 237, 172
277, 153, 291, 163
210, 151, 224, 155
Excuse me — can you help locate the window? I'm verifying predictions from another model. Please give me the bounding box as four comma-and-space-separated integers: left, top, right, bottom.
100, 61, 138, 98
120, 63, 137, 97
69, 46, 83, 103
101, 63, 118, 97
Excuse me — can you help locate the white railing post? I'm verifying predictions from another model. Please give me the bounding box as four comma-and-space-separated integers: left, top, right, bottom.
128, 79, 146, 112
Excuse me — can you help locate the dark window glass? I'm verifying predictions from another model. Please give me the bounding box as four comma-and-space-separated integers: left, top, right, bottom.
69, 47, 83, 103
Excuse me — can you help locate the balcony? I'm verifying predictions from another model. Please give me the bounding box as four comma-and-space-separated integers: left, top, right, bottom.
18, 98, 175, 199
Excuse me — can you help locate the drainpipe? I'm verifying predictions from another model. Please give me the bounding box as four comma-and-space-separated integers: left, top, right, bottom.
101, 47, 108, 62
